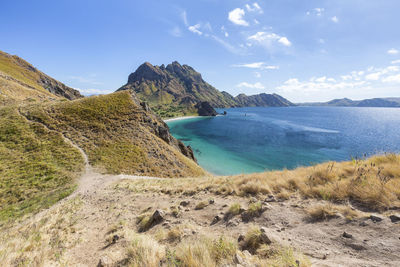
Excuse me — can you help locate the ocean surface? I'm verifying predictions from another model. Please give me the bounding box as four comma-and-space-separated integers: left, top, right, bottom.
166, 107, 400, 175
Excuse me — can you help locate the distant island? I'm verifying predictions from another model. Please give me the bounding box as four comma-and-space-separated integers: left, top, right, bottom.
117, 61, 293, 118
299, 97, 400, 108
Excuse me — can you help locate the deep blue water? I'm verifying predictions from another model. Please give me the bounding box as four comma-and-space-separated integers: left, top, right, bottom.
166, 107, 400, 175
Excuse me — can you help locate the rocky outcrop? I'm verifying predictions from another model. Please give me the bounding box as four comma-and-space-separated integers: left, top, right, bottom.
195, 101, 218, 116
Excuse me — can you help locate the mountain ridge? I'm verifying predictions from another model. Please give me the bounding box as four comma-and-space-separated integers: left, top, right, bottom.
0, 50, 82, 101
118, 61, 294, 117
299, 97, 400, 107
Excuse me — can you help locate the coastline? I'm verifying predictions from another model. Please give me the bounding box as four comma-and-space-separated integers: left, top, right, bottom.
163, 116, 199, 122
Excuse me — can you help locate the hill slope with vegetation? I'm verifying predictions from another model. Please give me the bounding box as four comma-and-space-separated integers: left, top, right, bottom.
22, 90, 204, 178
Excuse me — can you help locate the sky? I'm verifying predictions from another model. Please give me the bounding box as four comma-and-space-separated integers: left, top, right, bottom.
1, 0, 400, 102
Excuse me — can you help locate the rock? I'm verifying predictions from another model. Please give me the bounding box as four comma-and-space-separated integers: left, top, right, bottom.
370, 215, 383, 222
342, 232, 353, 238
150, 210, 165, 226
264, 195, 276, 202
234, 253, 245, 265
140, 101, 150, 112
209, 199, 215, 204
259, 228, 273, 245
249, 197, 258, 203
389, 214, 400, 223
157, 126, 171, 144
180, 201, 190, 207
238, 234, 245, 242
211, 215, 221, 225
226, 219, 239, 227
97, 256, 112, 267
359, 221, 369, 227
194, 101, 218, 116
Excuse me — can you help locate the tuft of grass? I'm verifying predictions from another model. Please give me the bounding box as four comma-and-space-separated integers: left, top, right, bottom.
136, 213, 152, 232
307, 204, 338, 222
195, 201, 208, 210
228, 203, 242, 216
176, 235, 236, 267
307, 203, 361, 222
241, 227, 265, 254
125, 232, 165, 267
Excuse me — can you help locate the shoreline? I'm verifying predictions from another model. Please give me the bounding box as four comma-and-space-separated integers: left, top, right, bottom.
163, 116, 199, 122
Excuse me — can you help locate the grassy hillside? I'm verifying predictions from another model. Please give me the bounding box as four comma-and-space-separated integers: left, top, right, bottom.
23, 90, 205, 178
0, 106, 84, 223
0, 50, 82, 101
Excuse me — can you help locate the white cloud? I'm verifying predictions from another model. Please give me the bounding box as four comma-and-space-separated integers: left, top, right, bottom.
388, 48, 399, 55
248, 32, 292, 47
221, 26, 229, 37
307, 8, 325, 16
254, 72, 261, 78
315, 76, 326, 83
188, 24, 203, 35
75, 88, 112, 96
341, 75, 352, 81
365, 65, 399, 81
68, 76, 102, 85
278, 37, 291, 47
237, 82, 265, 89
169, 26, 182, 37
277, 78, 367, 93
228, 8, 249, 26
383, 74, 400, 83
181, 10, 188, 26
245, 3, 263, 13
232, 62, 279, 70
211, 35, 244, 55
391, 59, 400, 64
331, 16, 339, 23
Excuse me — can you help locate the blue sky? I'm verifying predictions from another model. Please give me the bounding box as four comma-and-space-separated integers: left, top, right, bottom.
1, 0, 400, 102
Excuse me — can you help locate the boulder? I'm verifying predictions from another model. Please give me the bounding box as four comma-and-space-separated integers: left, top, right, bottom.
370, 215, 383, 222
389, 214, 400, 223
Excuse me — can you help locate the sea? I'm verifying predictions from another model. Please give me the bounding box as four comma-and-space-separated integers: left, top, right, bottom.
166, 106, 400, 175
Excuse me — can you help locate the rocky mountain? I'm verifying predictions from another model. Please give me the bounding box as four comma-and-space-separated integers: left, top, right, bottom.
300, 97, 400, 107
0, 50, 82, 103
117, 61, 293, 117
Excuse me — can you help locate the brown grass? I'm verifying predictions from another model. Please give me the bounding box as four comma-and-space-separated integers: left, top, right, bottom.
307, 203, 361, 221
119, 154, 400, 211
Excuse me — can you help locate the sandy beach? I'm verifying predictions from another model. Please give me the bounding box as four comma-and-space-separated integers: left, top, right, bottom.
163, 116, 199, 122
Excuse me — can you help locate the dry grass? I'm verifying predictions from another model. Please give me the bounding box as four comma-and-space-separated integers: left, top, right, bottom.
120, 154, 400, 211
0, 197, 83, 266
195, 201, 208, 210
124, 230, 165, 267
307, 203, 361, 221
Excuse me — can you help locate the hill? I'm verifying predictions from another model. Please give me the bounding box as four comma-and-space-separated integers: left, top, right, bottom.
117, 61, 293, 118
0, 50, 82, 104
300, 97, 400, 107
0, 52, 204, 223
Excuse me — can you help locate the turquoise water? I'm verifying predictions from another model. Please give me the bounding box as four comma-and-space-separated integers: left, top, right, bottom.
166, 107, 400, 175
